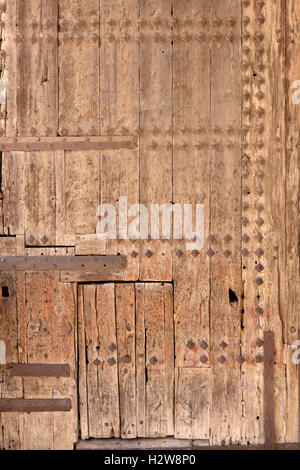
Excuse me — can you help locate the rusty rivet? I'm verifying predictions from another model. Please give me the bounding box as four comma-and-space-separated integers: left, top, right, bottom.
255, 233, 263, 243
168, 17, 178, 28
255, 217, 264, 227
59, 127, 68, 136
136, 33, 145, 42
195, 142, 205, 150
255, 264, 264, 272
256, 141, 264, 149
256, 62, 265, 72
200, 355, 208, 364
242, 186, 250, 195
255, 248, 264, 257
255, 75, 265, 84
257, 156, 265, 165
225, 142, 233, 150
256, 14, 265, 24
196, 32, 206, 42
27, 235, 36, 245
255, 31, 264, 42
180, 125, 188, 134
191, 250, 200, 257
175, 249, 184, 258
200, 340, 208, 350
90, 33, 100, 43
255, 186, 264, 196
198, 16, 207, 27
107, 18, 116, 27
255, 277, 263, 286
74, 126, 82, 136
242, 16, 250, 26
225, 33, 234, 43
0, 20, 5, 29
145, 250, 153, 259
121, 18, 131, 28
130, 251, 138, 258
121, 32, 131, 42
40, 235, 49, 245
223, 234, 232, 243
150, 356, 158, 365
109, 343, 116, 352
124, 355, 131, 363
242, 248, 249, 256
94, 358, 100, 366
255, 355, 264, 363
211, 126, 220, 134
224, 126, 234, 136
211, 31, 222, 42
108, 357, 116, 366
207, 234, 216, 243
218, 355, 226, 364
256, 45, 265, 55
187, 340, 195, 350
223, 249, 232, 258
219, 341, 228, 350
236, 355, 245, 364
207, 248, 215, 258
256, 338, 264, 348
90, 18, 100, 28
256, 0, 265, 6
152, 16, 161, 27
227, 17, 235, 27
243, 46, 250, 55
242, 32, 251, 41
255, 124, 265, 134
242, 234, 250, 243
256, 107, 265, 117
255, 203, 264, 213
256, 306, 264, 314
242, 202, 249, 211
212, 16, 222, 28
242, 216, 249, 226
152, 32, 161, 43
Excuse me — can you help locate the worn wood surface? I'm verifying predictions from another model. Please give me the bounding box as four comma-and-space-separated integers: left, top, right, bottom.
0, 0, 299, 449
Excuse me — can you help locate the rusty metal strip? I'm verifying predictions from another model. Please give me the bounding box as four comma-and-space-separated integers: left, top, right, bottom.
0, 255, 126, 272
0, 136, 137, 152
0, 399, 72, 412
8, 363, 70, 377
264, 330, 275, 450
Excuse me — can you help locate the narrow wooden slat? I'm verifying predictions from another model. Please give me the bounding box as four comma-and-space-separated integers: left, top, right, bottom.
8, 363, 70, 378
0, 255, 126, 271
0, 136, 137, 152
60, 271, 125, 283
77, 285, 89, 440
0, 399, 71, 413
264, 331, 275, 450
139, 0, 173, 281
116, 284, 136, 438
76, 438, 193, 450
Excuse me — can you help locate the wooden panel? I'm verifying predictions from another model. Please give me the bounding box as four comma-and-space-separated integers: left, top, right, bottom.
136, 283, 174, 437
59, 0, 100, 236
173, 0, 211, 371
0, 135, 137, 151
0, 399, 72, 412
0, 255, 126, 271
285, 0, 300, 443
139, 0, 173, 281
81, 284, 120, 439
8, 363, 70, 377
116, 283, 136, 438
175, 368, 210, 440
99, 0, 140, 280
209, 0, 242, 446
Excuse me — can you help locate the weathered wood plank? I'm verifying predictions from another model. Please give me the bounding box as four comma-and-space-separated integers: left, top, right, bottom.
83, 284, 120, 438
264, 331, 275, 450
76, 438, 193, 450
8, 363, 70, 377
209, 0, 242, 446
139, 0, 173, 281
285, 0, 300, 443
135, 283, 174, 437
0, 136, 137, 151
0, 399, 72, 413
77, 285, 89, 440
173, 0, 211, 371
116, 283, 136, 438
99, 0, 140, 280
175, 368, 210, 440
0, 255, 126, 271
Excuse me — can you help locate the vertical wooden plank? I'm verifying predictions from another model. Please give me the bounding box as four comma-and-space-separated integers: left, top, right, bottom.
173, 0, 211, 372
135, 283, 174, 437
83, 284, 120, 438
286, 0, 300, 443
139, 0, 173, 281
60, 1, 100, 237
264, 331, 275, 450
20, 272, 77, 450
175, 368, 210, 440
99, 0, 139, 280
209, 0, 242, 445
257, 0, 286, 444
116, 283, 136, 438
77, 285, 89, 440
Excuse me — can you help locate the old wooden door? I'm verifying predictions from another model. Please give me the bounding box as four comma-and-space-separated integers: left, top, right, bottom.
0, 0, 299, 449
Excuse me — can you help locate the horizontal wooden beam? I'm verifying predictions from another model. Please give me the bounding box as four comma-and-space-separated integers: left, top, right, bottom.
0, 135, 137, 152
0, 399, 72, 412
0, 255, 126, 272
8, 363, 70, 377
60, 271, 125, 282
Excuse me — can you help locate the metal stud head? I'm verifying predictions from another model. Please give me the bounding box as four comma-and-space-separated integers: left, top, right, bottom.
130, 251, 138, 258
218, 355, 227, 364
255, 264, 264, 273
207, 248, 215, 258
187, 340, 195, 350
94, 358, 100, 366
255, 277, 263, 286
124, 355, 131, 363
200, 340, 208, 350
223, 234, 232, 243
27, 235, 36, 245
40, 235, 49, 245
200, 355, 208, 364
219, 341, 228, 350
256, 306, 264, 315
176, 249, 184, 258
255, 248, 264, 257
150, 356, 158, 365
108, 357, 116, 366
223, 249, 232, 258
109, 343, 116, 352
236, 355, 245, 364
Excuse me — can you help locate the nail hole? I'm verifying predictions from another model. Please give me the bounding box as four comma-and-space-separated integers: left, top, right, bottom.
2, 286, 9, 297
229, 288, 238, 303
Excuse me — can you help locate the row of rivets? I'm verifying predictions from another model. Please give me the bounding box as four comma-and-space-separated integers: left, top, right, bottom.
26, 234, 49, 245
104, 17, 238, 28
